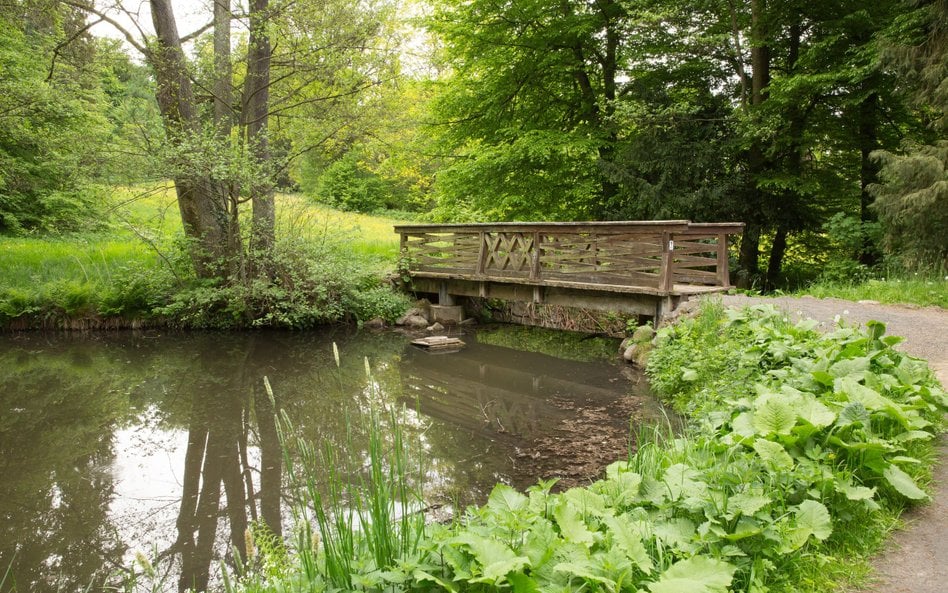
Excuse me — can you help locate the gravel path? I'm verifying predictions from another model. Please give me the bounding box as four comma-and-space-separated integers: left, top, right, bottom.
720, 295, 948, 593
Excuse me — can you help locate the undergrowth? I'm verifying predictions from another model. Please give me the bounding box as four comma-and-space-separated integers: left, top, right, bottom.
206, 302, 945, 593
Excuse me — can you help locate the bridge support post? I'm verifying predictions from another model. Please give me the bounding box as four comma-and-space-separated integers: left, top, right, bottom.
438, 282, 456, 306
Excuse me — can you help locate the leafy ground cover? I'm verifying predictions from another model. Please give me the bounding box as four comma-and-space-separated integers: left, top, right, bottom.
0, 186, 410, 328
206, 303, 945, 593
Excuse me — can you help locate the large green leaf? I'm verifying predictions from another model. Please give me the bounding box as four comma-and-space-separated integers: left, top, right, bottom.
646, 556, 736, 593
883, 464, 929, 500
653, 518, 697, 553
487, 483, 529, 514
727, 492, 772, 518
603, 514, 653, 574
752, 395, 797, 435
836, 377, 918, 429
522, 518, 557, 568
662, 463, 707, 501
563, 487, 608, 517
836, 481, 876, 501
794, 500, 832, 541
451, 533, 530, 584
753, 439, 794, 470
553, 500, 595, 546
829, 356, 870, 379
836, 401, 871, 427
796, 396, 836, 428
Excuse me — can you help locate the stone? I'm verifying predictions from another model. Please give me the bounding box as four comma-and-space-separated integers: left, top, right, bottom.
430, 304, 465, 324
623, 344, 637, 362
403, 314, 429, 328
427, 322, 445, 332
459, 317, 478, 325
364, 317, 385, 329
632, 325, 655, 343
857, 299, 880, 305
396, 307, 429, 326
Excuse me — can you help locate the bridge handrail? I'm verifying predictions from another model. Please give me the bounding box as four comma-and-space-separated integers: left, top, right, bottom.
394, 220, 744, 295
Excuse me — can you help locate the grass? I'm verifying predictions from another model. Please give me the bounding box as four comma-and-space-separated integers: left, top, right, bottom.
0, 184, 413, 328
795, 275, 948, 309
0, 237, 162, 291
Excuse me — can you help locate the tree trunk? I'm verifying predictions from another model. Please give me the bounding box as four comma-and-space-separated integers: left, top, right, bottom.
766, 225, 787, 289
738, 0, 771, 288
255, 382, 283, 539
765, 22, 803, 290
149, 0, 230, 277
243, 0, 275, 254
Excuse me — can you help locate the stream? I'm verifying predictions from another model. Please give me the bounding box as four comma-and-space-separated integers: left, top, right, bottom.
0, 325, 667, 592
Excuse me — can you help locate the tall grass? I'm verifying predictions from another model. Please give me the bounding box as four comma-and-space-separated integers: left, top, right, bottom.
231, 373, 427, 592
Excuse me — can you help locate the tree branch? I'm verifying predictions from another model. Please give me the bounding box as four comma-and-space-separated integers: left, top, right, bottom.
47, 16, 103, 81
61, 0, 147, 54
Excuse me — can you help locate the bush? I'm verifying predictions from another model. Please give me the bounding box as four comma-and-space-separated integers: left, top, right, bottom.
314, 154, 390, 213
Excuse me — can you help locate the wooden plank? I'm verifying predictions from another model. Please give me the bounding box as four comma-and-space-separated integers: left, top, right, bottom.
659, 231, 674, 292
716, 233, 729, 287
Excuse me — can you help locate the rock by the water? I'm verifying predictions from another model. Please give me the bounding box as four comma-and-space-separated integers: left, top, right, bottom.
632, 325, 655, 343
623, 344, 637, 361
459, 317, 477, 325
396, 307, 429, 326
402, 314, 429, 328
427, 322, 445, 332
364, 317, 386, 329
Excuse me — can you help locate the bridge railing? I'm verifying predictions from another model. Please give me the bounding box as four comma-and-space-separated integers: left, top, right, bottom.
394, 221, 744, 295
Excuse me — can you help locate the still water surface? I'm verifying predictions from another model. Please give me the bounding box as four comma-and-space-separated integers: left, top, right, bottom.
0, 326, 664, 592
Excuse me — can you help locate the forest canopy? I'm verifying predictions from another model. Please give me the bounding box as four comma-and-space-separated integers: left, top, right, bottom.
0, 0, 945, 289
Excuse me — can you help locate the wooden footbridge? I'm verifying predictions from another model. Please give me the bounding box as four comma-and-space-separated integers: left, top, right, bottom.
394, 220, 744, 323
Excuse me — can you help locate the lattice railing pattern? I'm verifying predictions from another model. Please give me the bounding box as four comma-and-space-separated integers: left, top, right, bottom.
395, 222, 743, 293
483, 232, 536, 277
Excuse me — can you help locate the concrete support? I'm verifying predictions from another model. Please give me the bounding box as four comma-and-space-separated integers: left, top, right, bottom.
430, 304, 465, 324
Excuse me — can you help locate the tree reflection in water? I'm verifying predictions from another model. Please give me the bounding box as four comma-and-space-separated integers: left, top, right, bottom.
0, 327, 653, 592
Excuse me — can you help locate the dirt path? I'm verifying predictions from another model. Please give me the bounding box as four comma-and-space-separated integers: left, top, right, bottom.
721, 295, 948, 593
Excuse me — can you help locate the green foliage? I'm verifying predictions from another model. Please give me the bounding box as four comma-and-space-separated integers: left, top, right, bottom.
870, 142, 948, 269
313, 153, 391, 213
158, 238, 409, 329
0, 7, 118, 234
0, 196, 411, 329
817, 213, 883, 283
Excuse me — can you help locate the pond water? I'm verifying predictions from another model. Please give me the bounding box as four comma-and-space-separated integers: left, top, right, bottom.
0, 326, 666, 592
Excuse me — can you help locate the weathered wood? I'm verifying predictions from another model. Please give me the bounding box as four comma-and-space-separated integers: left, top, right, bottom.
411, 336, 466, 350
394, 220, 744, 302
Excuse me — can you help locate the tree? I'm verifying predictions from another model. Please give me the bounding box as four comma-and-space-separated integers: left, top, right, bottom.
870, 0, 948, 269
69, 0, 395, 278
0, 3, 112, 233
427, 0, 632, 220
